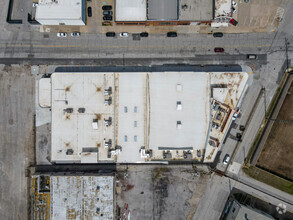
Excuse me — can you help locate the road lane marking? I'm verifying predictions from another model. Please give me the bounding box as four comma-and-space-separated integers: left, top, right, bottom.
0, 43, 271, 50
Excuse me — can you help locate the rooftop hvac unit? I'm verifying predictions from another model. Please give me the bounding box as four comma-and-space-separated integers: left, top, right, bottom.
92, 119, 98, 129
66, 149, 74, 155
177, 121, 182, 129
177, 101, 182, 110
163, 151, 172, 159
104, 97, 112, 105
64, 108, 73, 113
140, 147, 152, 158
78, 108, 85, 113
103, 138, 112, 148
104, 87, 112, 96
104, 117, 112, 127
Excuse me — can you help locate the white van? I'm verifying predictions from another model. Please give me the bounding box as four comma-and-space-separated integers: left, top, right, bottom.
247, 54, 257, 59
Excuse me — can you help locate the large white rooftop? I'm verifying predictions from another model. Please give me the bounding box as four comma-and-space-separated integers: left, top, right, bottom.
40, 71, 248, 163
115, 0, 147, 21
148, 72, 210, 159
36, 0, 85, 26
51, 73, 114, 162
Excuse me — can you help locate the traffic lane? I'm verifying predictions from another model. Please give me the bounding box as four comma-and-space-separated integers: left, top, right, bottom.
2, 25, 284, 56
0, 41, 271, 58
0, 56, 266, 66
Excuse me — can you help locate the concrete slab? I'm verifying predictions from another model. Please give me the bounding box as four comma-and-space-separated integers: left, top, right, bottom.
179, 0, 214, 21
228, 161, 241, 174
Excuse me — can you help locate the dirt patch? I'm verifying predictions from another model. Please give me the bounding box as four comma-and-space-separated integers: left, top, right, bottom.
256, 81, 293, 180
116, 165, 210, 220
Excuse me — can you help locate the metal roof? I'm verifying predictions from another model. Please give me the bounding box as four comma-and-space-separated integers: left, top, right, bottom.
51, 176, 114, 220
147, 0, 178, 20
35, 0, 85, 25
115, 0, 147, 21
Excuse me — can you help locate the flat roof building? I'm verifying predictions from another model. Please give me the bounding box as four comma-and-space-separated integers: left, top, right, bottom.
39, 71, 248, 164
115, 0, 214, 23
147, 0, 178, 20
115, 0, 147, 21
35, 0, 86, 26
32, 175, 115, 220
225, 199, 275, 220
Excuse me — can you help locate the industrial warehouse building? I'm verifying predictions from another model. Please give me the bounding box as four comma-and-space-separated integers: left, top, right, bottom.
38, 71, 248, 164
35, 0, 86, 26
32, 175, 115, 219
115, 0, 219, 24
34, 0, 233, 26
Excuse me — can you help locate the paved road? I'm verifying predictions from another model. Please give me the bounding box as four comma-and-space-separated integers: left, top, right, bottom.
0, 31, 289, 59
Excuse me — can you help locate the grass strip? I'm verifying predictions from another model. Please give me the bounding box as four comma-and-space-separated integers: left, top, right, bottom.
245, 72, 289, 164
243, 165, 293, 195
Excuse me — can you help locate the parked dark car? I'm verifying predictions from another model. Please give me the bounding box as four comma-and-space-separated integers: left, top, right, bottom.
236, 133, 242, 141
167, 32, 177, 37
140, 32, 149, 37
102, 5, 112, 10
103, 15, 112, 21
213, 32, 223, 37
106, 32, 115, 37
103, 11, 113, 16
87, 7, 92, 17
214, 47, 224, 53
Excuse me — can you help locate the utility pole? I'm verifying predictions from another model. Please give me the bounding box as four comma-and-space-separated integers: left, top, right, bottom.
262, 87, 267, 119
285, 38, 289, 69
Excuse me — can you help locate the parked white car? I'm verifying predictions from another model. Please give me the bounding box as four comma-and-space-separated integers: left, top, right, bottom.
232, 107, 240, 121
119, 32, 128, 37
32, 3, 38, 7
223, 154, 230, 165
57, 32, 67, 37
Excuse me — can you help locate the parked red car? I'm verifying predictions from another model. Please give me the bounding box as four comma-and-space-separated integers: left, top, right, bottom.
229, 18, 238, 26
214, 48, 224, 53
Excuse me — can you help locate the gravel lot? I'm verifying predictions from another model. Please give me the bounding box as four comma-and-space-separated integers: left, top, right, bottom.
0, 64, 34, 220
116, 165, 210, 220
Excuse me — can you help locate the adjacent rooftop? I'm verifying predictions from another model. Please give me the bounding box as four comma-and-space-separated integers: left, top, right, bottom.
115, 0, 147, 21
115, 0, 214, 22
147, 0, 178, 20
35, 0, 86, 26
31, 175, 115, 220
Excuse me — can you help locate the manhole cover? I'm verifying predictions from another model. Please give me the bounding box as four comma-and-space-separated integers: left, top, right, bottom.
132, 34, 140, 41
